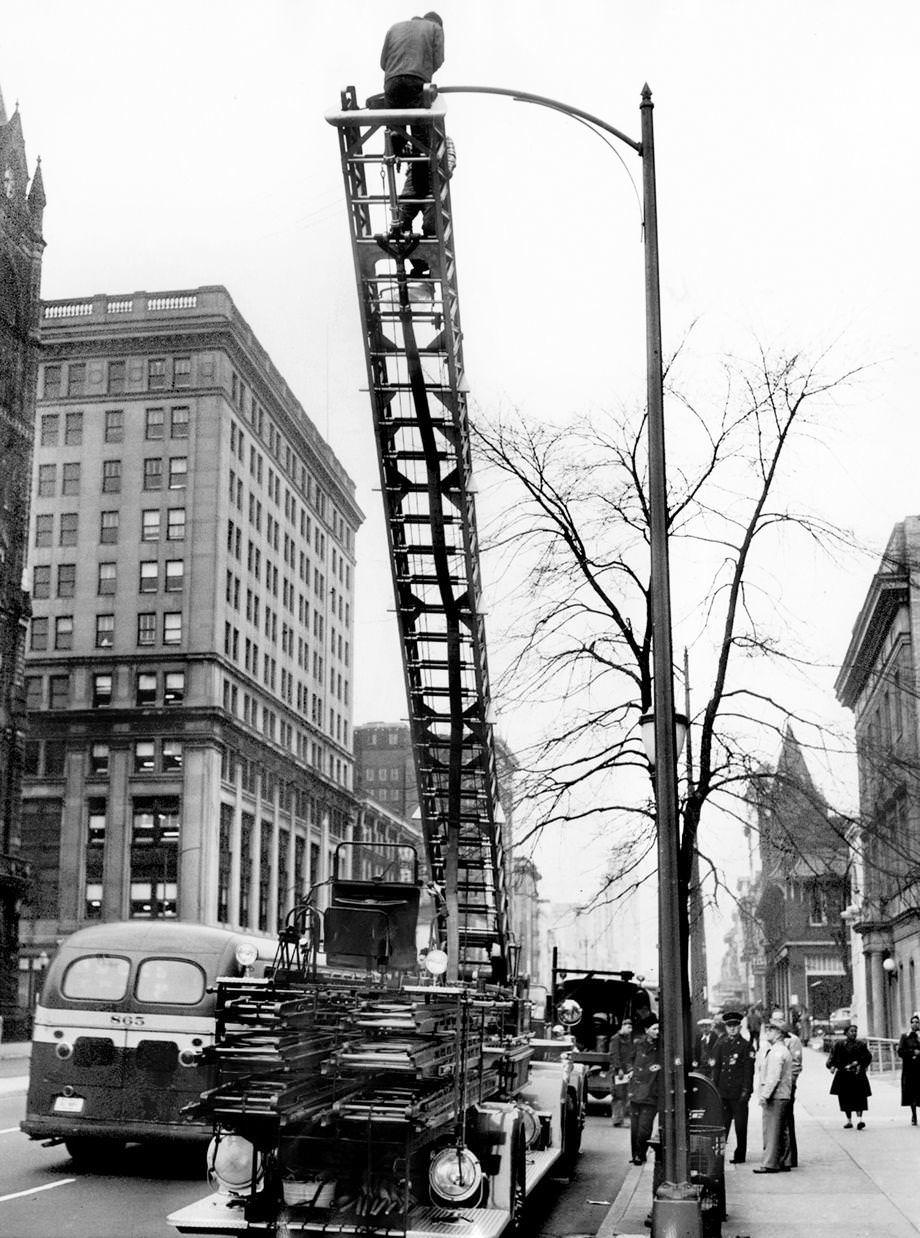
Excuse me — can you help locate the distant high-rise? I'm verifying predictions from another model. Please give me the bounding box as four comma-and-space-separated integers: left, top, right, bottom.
0, 87, 45, 1037
21, 287, 362, 969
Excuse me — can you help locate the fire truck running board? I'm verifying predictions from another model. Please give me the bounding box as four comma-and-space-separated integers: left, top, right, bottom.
168, 1196, 511, 1237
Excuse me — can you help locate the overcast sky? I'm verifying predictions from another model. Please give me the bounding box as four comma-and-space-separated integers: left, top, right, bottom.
4, 2, 919, 980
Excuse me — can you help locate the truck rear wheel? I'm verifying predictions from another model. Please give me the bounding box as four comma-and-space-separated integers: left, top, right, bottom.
65, 1136, 124, 1167
560, 1092, 581, 1177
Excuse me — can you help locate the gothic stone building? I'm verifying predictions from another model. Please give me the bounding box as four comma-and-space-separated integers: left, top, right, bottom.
0, 87, 45, 1036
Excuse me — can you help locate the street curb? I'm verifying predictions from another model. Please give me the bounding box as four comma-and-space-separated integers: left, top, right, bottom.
597, 1160, 649, 1238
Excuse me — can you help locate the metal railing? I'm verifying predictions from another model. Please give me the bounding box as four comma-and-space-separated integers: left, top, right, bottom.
866, 1037, 900, 1073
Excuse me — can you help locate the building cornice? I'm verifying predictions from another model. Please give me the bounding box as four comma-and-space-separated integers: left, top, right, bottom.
836, 565, 909, 710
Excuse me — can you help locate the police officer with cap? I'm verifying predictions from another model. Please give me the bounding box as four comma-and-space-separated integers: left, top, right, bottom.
711, 1008, 756, 1163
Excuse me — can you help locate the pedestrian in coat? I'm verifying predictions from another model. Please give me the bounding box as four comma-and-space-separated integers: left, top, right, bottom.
827, 1024, 872, 1128
627, 1020, 662, 1165
610, 1018, 635, 1127
897, 1011, 920, 1125
746, 1002, 765, 1052
692, 1018, 722, 1078
711, 1010, 756, 1163
753, 1017, 793, 1173
777, 1020, 803, 1168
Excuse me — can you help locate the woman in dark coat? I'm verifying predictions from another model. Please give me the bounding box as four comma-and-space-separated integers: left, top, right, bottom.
897, 1011, 920, 1125
827, 1024, 872, 1128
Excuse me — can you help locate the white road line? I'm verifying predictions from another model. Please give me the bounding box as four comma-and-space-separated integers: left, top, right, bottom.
0, 1126, 22, 1134
0, 1179, 76, 1204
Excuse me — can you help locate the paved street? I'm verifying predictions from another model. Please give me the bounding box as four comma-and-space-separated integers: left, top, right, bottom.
602, 1047, 920, 1237
0, 1041, 631, 1238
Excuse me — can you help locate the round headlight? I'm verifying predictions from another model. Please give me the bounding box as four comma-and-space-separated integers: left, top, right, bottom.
558, 998, 583, 1027
234, 942, 259, 970
428, 1146, 483, 1207
425, 949, 448, 977
207, 1133, 262, 1196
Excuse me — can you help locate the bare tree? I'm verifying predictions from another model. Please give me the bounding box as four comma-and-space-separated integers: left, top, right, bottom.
473, 337, 867, 1015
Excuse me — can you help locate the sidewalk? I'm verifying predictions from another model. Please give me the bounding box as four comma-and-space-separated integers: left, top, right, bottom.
600, 1048, 920, 1238
0, 1038, 30, 1096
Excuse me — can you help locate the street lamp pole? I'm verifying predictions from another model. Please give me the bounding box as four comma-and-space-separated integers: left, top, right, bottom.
436, 80, 701, 1234
640, 86, 700, 1234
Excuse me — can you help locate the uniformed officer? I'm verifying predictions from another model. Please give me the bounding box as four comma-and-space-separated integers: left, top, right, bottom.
711, 1008, 756, 1163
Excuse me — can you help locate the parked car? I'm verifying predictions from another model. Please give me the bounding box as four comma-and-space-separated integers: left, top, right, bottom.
829, 1006, 853, 1034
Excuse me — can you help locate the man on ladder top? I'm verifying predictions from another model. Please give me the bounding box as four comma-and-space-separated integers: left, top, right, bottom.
380, 12, 447, 287
380, 11, 445, 154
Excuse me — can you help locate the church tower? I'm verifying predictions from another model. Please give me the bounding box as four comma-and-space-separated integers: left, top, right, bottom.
0, 82, 46, 1035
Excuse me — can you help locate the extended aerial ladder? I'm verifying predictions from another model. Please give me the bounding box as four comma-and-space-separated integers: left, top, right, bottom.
325, 88, 510, 985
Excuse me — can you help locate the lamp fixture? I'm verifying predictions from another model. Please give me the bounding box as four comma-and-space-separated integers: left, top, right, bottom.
639, 711, 690, 768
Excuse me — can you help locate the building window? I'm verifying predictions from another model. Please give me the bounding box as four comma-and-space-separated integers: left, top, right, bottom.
92, 672, 113, 706
171, 406, 189, 439
168, 457, 187, 489
25, 676, 43, 710
89, 744, 110, 777
130, 796, 180, 918
148, 358, 167, 390
59, 512, 79, 546
104, 409, 124, 442
141, 510, 160, 542
218, 803, 232, 923
162, 740, 182, 772
143, 458, 163, 490
134, 741, 156, 773
136, 672, 157, 705
29, 616, 48, 653
164, 671, 185, 704
163, 612, 182, 645
809, 883, 829, 927
173, 356, 192, 387
32, 564, 51, 598
167, 508, 186, 540
40, 413, 60, 446
57, 563, 76, 598
107, 360, 126, 395
102, 459, 122, 493
145, 407, 165, 440
67, 362, 86, 397
97, 562, 116, 595
37, 464, 56, 497
35, 514, 53, 547
49, 674, 70, 709
44, 740, 67, 777
239, 812, 254, 928
85, 798, 107, 918
64, 411, 83, 445
95, 614, 114, 648
43, 365, 62, 398
54, 615, 74, 650
100, 511, 119, 544
164, 560, 184, 592
62, 462, 81, 495
137, 612, 157, 646
139, 561, 158, 593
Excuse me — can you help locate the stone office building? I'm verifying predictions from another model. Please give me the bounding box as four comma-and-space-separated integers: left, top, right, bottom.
0, 87, 45, 1037
20, 287, 362, 978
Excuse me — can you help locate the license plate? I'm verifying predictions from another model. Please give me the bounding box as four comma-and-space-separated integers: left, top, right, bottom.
53, 1096, 85, 1114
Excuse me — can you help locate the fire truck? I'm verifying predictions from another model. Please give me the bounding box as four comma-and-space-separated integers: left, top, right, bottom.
168, 89, 587, 1238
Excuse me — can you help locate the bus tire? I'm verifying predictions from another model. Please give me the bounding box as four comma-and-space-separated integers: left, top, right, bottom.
65, 1136, 124, 1167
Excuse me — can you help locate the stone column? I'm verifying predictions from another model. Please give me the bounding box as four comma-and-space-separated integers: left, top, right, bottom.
103, 743, 132, 920
866, 948, 886, 1037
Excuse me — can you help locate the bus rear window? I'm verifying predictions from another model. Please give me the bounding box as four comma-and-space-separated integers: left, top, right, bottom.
62, 955, 130, 1001
135, 958, 206, 1005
